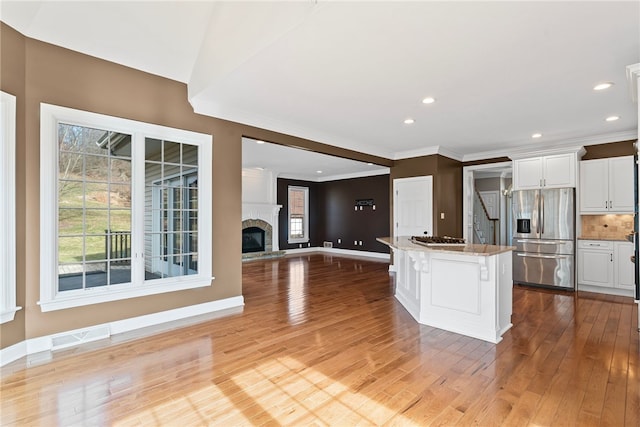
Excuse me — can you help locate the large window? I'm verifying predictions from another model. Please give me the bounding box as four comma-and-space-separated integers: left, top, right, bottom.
40, 104, 212, 312
288, 186, 309, 244
1, 91, 19, 323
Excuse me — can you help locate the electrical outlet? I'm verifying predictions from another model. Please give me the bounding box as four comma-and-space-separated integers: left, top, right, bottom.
354, 240, 357, 245
337, 238, 341, 244
359, 240, 363, 245
299, 244, 302, 248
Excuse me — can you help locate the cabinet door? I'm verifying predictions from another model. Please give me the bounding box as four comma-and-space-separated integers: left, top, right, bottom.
615, 242, 635, 291
578, 248, 614, 287
579, 159, 609, 213
513, 158, 543, 190
608, 156, 634, 213
543, 154, 575, 188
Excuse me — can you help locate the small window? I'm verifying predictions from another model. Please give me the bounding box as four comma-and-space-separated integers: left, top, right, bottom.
288, 186, 309, 243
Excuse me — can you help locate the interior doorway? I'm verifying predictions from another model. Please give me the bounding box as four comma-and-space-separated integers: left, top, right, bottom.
462, 162, 512, 245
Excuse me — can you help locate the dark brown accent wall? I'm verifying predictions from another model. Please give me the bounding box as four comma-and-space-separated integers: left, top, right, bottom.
318, 175, 390, 253
581, 140, 637, 160
390, 155, 463, 238
277, 175, 391, 253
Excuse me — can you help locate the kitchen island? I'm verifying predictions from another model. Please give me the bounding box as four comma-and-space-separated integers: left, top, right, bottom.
377, 236, 514, 343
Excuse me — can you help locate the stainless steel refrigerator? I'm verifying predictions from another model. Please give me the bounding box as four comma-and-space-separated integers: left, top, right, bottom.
512, 187, 575, 289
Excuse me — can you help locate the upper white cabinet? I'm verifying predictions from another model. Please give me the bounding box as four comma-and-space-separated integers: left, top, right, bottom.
579, 156, 634, 214
513, 153, 577, 190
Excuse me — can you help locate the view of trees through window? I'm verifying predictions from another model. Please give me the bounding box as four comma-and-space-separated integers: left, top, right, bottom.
57, 123, 132, 291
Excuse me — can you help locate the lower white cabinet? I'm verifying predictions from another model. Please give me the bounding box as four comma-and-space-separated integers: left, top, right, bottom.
615, 242, 635, 291
577, 240, 635, 295
577, 240, 613, 287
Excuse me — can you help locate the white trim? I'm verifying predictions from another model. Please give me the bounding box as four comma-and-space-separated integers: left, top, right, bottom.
0, 296, 244, 368
462, 161, 513, 243
0, 91, 20, 324
392, 145, 464, 162
285, 246, 391, 261
279, 167, 390, 183
578, 284, 634, 298
463, 131, 634, 162
287, 185, 309, 244
39, 103, 213, 311
38, 277, 214, 312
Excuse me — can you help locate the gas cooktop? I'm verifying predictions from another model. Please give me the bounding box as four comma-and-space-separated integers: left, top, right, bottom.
410, 236, 466, 246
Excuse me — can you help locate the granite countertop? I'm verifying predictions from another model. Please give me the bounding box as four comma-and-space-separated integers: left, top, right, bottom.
376, 236, 514, 256
577, 236, 632, 242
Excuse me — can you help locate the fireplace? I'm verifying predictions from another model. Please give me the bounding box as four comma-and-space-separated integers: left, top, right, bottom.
242, 227, 265, 253
241, 218, 274, 255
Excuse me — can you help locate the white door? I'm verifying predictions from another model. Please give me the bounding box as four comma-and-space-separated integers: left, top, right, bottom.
393, 176, 433, 237
479, 191, 500, 219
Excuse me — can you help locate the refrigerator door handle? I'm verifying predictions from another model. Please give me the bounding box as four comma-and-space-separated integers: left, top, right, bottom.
540, 193, 545, 235
516, 253, 571, 260
516, 240, 562, 244
534, 192, 540, 235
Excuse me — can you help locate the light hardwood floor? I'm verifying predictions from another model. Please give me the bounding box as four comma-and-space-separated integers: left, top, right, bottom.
2, 253, 639, 426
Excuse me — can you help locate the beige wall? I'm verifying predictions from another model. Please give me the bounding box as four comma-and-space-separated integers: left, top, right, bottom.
0, 22, 397, 350
1, 24, 27, 349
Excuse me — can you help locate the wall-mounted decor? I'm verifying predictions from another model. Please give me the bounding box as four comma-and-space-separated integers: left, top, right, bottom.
355, 198, 376, 210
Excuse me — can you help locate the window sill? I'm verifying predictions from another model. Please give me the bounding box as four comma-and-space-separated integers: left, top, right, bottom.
0, 306, 22, 324
288, 238, 309, 244
38, 276, 214, 312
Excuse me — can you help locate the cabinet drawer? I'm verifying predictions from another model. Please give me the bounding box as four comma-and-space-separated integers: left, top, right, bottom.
577, 240, 614, 250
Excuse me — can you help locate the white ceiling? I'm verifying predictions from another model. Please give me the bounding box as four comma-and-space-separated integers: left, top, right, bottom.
2, 1, 639, 180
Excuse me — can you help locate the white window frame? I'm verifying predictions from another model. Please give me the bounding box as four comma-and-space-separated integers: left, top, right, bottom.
287, 186, 309, 244
39, 103, 213, 312
1, 91, 20, 323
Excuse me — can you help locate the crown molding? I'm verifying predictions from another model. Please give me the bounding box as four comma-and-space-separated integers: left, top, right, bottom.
392, 145, 464, 161
462, 130, 638, 162
278, 167, 390, 183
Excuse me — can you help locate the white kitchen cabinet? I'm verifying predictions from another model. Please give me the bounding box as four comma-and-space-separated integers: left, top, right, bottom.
615, 241, 635, 291
578, 240, 635, 295
513, 153, 576, 190
577, 240, 614, 288
579, 156, 634, 214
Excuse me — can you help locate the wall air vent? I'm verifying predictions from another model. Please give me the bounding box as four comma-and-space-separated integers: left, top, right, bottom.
51, 325, 111, 351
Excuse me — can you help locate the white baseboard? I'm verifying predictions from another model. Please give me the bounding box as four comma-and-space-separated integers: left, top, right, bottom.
0, 296, 244, 368
285, 246, 390, 261
577, 284, 634, 298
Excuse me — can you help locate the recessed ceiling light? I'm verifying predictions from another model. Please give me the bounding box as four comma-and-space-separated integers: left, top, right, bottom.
605, 115, 620, 122
367, 162, 373, 166
316, 170, 323, 174
531, 133, 542, 139
404, 118, 415, 124
256, 140, 265, 144
593, 82, 614, 91
422, 97, 436, 104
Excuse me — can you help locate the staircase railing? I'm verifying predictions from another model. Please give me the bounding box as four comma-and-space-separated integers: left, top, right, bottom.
473, 190, 498, 245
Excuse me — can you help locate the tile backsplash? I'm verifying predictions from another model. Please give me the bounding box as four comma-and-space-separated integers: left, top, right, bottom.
581, 214, 634, 240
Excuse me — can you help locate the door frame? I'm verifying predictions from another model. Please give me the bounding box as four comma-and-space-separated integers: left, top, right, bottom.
462, 161, 512, 244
